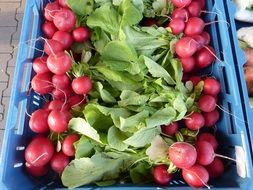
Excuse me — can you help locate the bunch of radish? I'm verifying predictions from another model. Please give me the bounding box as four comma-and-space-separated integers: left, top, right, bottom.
25, 0, 92, 176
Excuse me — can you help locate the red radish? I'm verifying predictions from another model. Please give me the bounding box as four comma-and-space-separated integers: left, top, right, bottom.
47, 51, 72, 75
201, 31, 211, 45
142, 18, 156, 26
203, 78, 221, 96
29, 109, 50, 133
175, 37, 198, 58
184, 17, 205, 36
71, 76, 93, 95
182, 164, 209, 188
62, 134, 80, 156
31, 73, 53, 94
171, 0, 192, 8
48, 100, 70, 111
180, 57, 195, 73
44, 1, 60, 22
32, 56, 50, 74
25, 136, 54, 166
152, 165, 172, 185
161, 122, 179, 136
196, 141, 215, 165
52, 74, 70, 89
52, 31, 73, 49
187, 1, 201, 17
72, 27, 91, 43
184, 112, 205, 130
195, 46, 215, 68
67, 95, 86, 107
52, 86, 73, 100
48, 110, 71, 133
197, 133, 218, 150
171, 8, 189, 21
25, 162, 49, 177
193, 0, 205, 9
189, 76, 202, 86
206, 158, 224, 178
168, 142, 197, 169
168, 18, 185, 35
203, 109, 220, 127
50, 151, 70, 173
53, 8, 76, 32
198, 94, 216, 112
59, 0, 69, 8
42, 22, 57, 39
44, 39, 64, 55
192, 35, 206, 50
43, 102, 50, 110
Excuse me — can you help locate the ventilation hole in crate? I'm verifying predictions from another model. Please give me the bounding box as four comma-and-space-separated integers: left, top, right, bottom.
16, 146, 25, 151
221, 67, 230, 94
34, 94, 40, 100
172, 180, 179, 185
32, 100, 40, 107
228, 103, 237, 134
179, 180, 185, 184
214, 17, 224, 61
13, 163, 23, 168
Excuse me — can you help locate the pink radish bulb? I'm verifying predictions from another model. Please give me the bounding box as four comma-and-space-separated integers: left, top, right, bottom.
196, 141, 215, 165
161, 122, 179, 136
182, 164, 209, 188
187, 1, 201, 17
47, 51, 72, 75
25, 162, 49, 177
193, 0, 205, 9
44, 39, 64, 55
29, 109, 50, 133
25, 136, 54, 167
72, 27, 91, 43
32, 56, 50, 74
197, 133, 218, 150
50, 151, 70, 173
42, 22, 57, 39
31, 73, 54, 94
201, 31, 211, 45
188, 76, 202, 86
48, 100, 70, 111
44, 1, 60, 22
192, 35, 206, 51
168, 142, 197, 169
67, 95, 86, 108
184, 112, 205, 130
184, 17, 205, 37
62, 134, 80, 156
52, 74, 70, 89
180, 57, 195, 73
171, 8, 189, 21
175, 37, 198, 58
53, 8, 76, 32
203, 78, 221, 96
171, 0, 192, 8
71, 76, 93, 95
198, 94, 216, 112
206, 157, 224, 178
51, 86, 73, 100
168, 18, 185, 35
195, 46, 216, 68
59, 0, 69, 8
203, 109, 220, 127
52, 31, 73, 49
48, 110, 71, 133
152, 165, 172, 185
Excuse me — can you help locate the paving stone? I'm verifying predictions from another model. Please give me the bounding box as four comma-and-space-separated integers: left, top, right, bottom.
3, 67, 15, 97
7, 49, 17, 67
17, 0, 25, 14
0, 2, 20, 26
0, 96, 10, 129
0, 130, 4, 153
12, 13, 23, 41
0, 54, 11, 82
0, 27, 16, 53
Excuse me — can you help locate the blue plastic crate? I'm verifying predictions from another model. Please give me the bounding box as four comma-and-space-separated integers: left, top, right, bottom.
0, 0, 253, 189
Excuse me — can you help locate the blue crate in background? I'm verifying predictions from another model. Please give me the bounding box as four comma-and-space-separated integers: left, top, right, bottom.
0, 0, 253, 189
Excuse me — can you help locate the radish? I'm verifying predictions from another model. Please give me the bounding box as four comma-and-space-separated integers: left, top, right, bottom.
201, 31, 211, 45
59, 0, 69, 8
171, 8, 189, 21
52, 31, 73, 49
179, 57, 195, 73
175, 37, 198, 58
184, 112, 205, 130
168, 142, 197, 169
29, 109, 50, 133
25, 162, 49, 177
67, 95, 86, 108
44, 1, 60, 22
187, 1, 201, 17
42, 22, 57, 39
43, 101, 50, 110
152, 165, 172, 185
142, 18, 156, 26
32, 56, 50, 74
192, 35, 206, 50
197, 133, 218, 150
196, 141, 215, 165
184, 17, 205, 36
206, 157, 224, 178
193, 0, 206, 9
198, 94, 216, 112
53, 8, 76, 32
203, 78, 221, 96
62, 134, 80, 156
161, 122, 179, 136
31, 73, 53, 94
195, 46, 215, 68
168, 18, 185, 35
48, 110, 71, 133
52, 74, 70, 89
47, 51, 72, 75
25, 136, 54, 167
188, 76, 202, 86
50, 151, 70, 173
48, 100, 70, 111
72, 27, 91, 43
182, 164, 209, 188
44, 39, 64, 55
203, 109, 220, 127
71, 76, 93, 95
171, 0, 192, 8
52, 86, 73, 100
